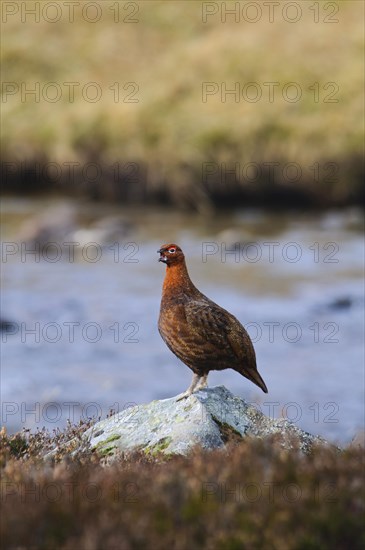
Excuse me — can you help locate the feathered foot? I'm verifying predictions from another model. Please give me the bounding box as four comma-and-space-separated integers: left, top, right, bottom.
176, 373, 201, 401
195, 374, 208, 391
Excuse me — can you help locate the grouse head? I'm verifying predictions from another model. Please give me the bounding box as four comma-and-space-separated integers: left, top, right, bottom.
158, 243, 184, 267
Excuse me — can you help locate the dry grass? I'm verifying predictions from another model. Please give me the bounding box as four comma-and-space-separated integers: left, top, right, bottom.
1, 1, 364, 207
1, 423, 364, 549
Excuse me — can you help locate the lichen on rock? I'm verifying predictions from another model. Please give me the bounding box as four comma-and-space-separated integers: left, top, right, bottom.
66, 386, 326, 461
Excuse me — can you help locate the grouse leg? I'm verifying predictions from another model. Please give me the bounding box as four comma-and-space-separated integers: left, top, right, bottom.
176, 373, 201, 401
195, 374, 208, 390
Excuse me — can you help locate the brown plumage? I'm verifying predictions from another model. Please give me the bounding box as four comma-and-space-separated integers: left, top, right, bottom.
158, 243, 268, 400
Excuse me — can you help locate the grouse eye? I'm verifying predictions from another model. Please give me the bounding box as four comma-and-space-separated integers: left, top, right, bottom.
168, 248, 176, 254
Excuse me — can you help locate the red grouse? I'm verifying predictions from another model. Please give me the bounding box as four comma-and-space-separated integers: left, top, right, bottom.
158, 243, 268, 400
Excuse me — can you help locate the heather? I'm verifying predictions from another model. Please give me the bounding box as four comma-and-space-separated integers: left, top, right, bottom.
1, 423, 364, 550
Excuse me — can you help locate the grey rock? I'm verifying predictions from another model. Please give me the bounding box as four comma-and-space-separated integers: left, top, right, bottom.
68, 386, 325, 460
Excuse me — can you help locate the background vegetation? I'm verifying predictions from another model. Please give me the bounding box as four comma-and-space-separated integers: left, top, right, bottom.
1, 0, 364, 208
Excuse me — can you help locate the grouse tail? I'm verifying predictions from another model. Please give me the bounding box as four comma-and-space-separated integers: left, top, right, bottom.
240, 367, 268, 393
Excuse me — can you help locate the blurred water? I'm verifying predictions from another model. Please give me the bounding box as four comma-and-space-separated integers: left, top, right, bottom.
1, 198, 364, 444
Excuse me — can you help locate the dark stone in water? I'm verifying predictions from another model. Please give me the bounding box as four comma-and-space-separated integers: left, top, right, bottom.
328, 297, 352, 310
0, 319, 17, 332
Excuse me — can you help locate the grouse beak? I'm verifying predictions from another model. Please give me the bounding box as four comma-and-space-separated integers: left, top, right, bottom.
157, 249, 168, 264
